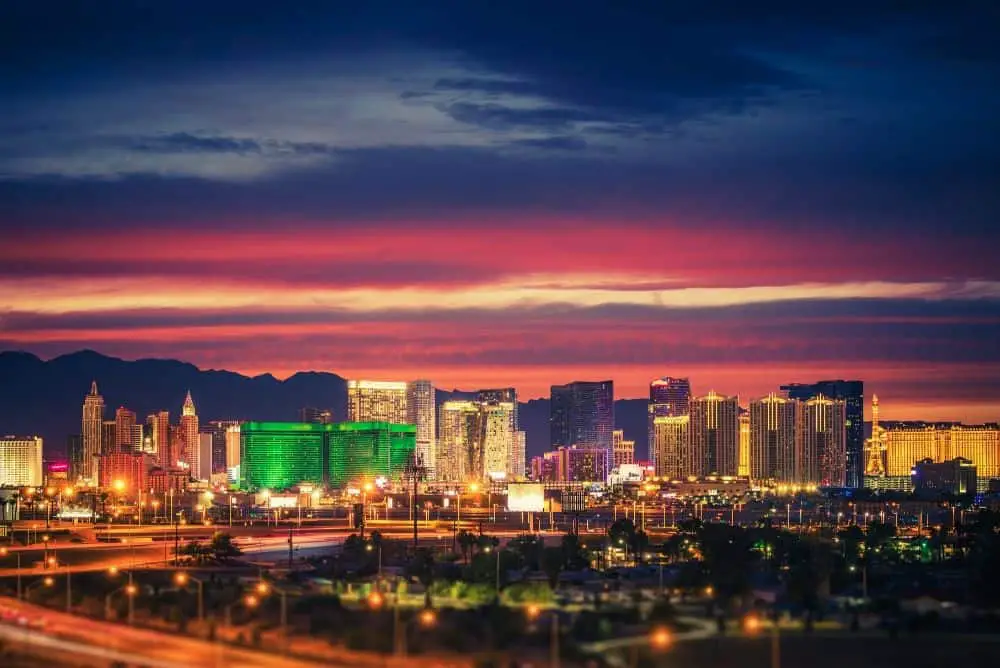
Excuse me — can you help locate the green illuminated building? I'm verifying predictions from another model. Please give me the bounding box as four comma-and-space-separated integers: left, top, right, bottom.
328, 422, 416, 486
240, 422, 326, 491
240, 421, 416, 491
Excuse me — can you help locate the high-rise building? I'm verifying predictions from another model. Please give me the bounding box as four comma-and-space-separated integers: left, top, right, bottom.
179, 391, 199, 468
550, 380, 614, 454
875, 418, 1000, 492
238, 421, 416, 490
225, 423, 241, 473
478, 388, 518, 477
347, 380, 408, 423
689, 391, 740, 476
240, 422, 326, 491
98, 451, 151, 496
146, 411, 170, 460
512, 431, 526, 479
81, 381, 105, 484
437, 400, 482, 482
480, 400, 516, 480
299, 407, 333, 424
67, 434, 84, 483
327, 422, 416, 486
798, 395, 847, 486
738, 413, 751, 478
648, 377, 691, 470
407, 380, 436, 473
534, 446, 609, 483
115, 407, 137, 451
101, 421, 117, 456
204, 420, 241, 474
652, 416, 689, 478
0, 436, 43, 487
782, 380, 863, 488
191, 433, 213, 481
612, 429, 635, 467
749, 394, 797, 483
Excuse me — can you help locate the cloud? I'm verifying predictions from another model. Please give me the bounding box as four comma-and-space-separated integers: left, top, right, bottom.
509, 136, 589, 151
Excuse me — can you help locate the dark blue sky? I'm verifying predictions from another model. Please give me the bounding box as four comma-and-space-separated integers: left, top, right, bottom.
1, 1, 999, 418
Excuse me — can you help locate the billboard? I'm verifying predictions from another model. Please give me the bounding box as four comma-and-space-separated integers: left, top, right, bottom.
507, 483, 544, 512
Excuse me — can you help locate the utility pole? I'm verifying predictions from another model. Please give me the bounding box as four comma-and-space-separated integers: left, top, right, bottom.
287, 526, 293, 569
403, 454, 427, 551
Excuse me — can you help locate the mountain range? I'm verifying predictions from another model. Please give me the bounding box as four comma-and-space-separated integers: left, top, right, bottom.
0, 350, 650, 462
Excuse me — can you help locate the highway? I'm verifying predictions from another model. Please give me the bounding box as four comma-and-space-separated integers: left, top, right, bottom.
0, 596, 469, 668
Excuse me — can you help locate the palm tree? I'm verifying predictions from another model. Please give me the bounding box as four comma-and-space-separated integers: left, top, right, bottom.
209, 532, 242, 562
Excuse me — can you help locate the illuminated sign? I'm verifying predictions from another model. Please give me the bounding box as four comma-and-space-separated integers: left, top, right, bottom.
507, 483, 544, 512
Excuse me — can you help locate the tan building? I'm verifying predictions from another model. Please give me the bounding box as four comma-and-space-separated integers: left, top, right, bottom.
179, 391, 199, 469
652, 415, 690, 478
798, 395, 847, 486
612, 429, 635, 467
738, 414, 751, 478
689, 392, 740, 476
348, 380, 409, 423
0, 436, 43, 487
749, 394, 797, 483
81, 381, 105, 484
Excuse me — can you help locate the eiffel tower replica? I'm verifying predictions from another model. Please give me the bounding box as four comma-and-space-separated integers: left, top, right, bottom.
403, 452, 428, 550
863, 394, 887, 487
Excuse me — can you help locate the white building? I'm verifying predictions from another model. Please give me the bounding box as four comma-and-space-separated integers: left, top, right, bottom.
0, 436, 43, 487
407, 380, 436, 476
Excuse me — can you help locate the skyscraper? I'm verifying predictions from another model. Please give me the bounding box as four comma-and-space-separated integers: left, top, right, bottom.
67, 434, 84, 483
652, 416, 689, 478
512, 431, 526, 479
146, 411, 170, 461
115, 407, 137, 451
407, 380, 436, 473
179, 391, 199, 468
0, 436, 43, 487
738, 413, 751, 477
781, 380, 863, 488
549, 380, 614, 452
478, 388, 517, 479
101, 421, 117, 456
648, 377, 691, 469
612, 429, 635, 467
480, 400, 516, 480
347, 380, 408, 423
798, 395, 847, 486
749, 394, 797, 483
689, 391, 740, 476
81, 381, 104, 484
437, 400, 482, 482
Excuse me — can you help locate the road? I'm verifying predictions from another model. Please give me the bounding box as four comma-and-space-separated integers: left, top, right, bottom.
0, 596, 469, 668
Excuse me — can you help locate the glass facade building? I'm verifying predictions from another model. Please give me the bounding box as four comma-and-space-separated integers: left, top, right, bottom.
240, 422, 326, 491
239, 421, 416, 490
327, 422, 416, 486
782, 380, 863, 488
549, 380, 614, 452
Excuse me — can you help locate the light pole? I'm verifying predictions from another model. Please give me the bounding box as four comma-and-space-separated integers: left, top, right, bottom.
256, 581, 290, 653
484, 545, 501, 596
175, 572, 205, 623
0, 547, 22, 600
366, 542, 382, 577
25, 575, 54, 600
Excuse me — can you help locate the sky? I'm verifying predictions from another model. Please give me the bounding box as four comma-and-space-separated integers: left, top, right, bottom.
2, 1, 999, 421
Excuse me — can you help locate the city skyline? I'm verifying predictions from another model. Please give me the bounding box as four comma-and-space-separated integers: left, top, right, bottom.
1, 4, 998, 425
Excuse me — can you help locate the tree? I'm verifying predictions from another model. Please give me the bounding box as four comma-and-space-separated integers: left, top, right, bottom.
542, 546, 564, 589
508, 534, 543, 571
209, 532, 242, 562
560, 533, 589, 571
180, 539, 212, 564
457, 530, 478, 563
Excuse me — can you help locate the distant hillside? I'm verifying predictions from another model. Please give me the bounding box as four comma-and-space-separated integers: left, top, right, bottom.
0, 350, 650, 461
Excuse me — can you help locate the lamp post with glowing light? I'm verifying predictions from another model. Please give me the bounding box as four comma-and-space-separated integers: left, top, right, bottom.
25, 575, 54, 600
255, 580, 291, 652
0, 546, 22, 599
175, 572, 205, 622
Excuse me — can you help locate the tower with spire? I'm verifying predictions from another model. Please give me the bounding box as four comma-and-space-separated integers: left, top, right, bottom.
864, 394, 887, 482
81, 381, 105, 484
178, 390, 199, 469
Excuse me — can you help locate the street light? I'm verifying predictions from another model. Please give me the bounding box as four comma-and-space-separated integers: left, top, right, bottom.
0, 546, 22, 600
175, 572, 205, 622
25, 576, 54, 599
368, 591, 384, 609
651, 626, 672, 650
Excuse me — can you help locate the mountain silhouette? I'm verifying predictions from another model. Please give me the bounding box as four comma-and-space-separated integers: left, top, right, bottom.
0, 350, 650, 461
